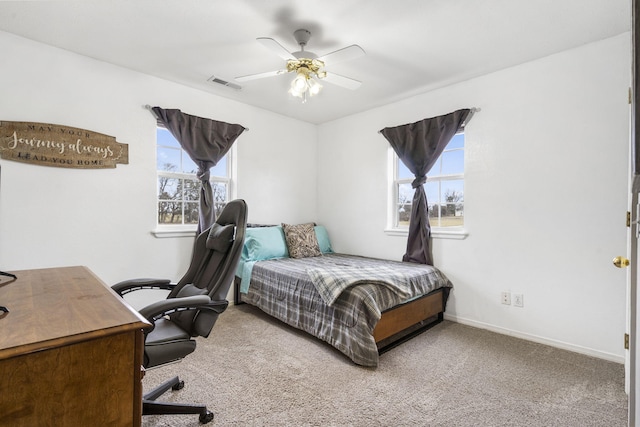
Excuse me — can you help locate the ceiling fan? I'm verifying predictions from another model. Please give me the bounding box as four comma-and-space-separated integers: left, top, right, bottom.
235, 29, 365, 102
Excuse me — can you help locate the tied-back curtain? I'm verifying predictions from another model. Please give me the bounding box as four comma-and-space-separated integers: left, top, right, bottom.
153, 107, 245, 233
380, 109, 471, 265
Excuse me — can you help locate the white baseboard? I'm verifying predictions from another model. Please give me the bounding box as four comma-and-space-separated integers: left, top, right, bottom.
444, 313, 625, 364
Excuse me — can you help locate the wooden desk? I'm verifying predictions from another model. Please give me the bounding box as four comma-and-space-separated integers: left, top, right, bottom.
0, 266, 150, 426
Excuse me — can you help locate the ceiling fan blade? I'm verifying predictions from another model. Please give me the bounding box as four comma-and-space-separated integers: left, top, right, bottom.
235, 69, 288, 82
322, 72, 362, 90
257, 37, 296, 61
317, 45, 365, 65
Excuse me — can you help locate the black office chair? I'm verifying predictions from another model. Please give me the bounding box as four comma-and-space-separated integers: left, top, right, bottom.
112, 199, 247, 424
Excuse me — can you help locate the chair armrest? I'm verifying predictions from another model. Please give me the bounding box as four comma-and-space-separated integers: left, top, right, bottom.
138, 295, 213, 322
111, 278, 173, 296
204, 299, 230, 314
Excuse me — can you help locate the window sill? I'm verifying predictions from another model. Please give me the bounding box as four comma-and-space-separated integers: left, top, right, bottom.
151, 227, 197, 238
384, 227, 468, 240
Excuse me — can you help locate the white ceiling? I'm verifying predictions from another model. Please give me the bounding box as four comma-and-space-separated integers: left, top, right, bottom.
0, 0, 631, 124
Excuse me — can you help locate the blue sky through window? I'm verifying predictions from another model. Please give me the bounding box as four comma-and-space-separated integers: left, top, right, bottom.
397, 132, 464, 180
157, 127, 227, 177
396, 132, 465, 227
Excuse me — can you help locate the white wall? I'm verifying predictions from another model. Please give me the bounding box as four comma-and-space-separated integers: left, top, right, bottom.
318, 34, 631, 362
0, 30, 317, 286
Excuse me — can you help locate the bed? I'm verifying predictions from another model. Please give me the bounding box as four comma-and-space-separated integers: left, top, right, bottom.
234, 223, 452, 366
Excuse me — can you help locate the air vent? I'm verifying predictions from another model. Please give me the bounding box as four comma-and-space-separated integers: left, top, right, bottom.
207, 75, 241, 91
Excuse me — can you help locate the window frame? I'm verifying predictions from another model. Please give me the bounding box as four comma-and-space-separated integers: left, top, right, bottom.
153, 125, 234, 238
386, 131, 468, 240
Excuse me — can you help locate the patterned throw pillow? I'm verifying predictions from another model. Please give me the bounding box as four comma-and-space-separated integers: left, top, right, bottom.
281, 222, 322, 259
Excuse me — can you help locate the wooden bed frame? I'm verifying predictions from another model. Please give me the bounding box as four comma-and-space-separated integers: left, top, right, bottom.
234, 278, 447, 355
373, 287, 447, 353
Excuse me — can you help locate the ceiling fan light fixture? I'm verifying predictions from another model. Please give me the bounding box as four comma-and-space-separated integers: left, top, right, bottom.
291, 70, 309, 93
236, 29, 364, 103
308, 77, 322, 96
288, 67, 322, 102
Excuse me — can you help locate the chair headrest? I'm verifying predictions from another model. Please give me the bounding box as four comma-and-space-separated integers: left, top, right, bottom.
206, 223, 235, 252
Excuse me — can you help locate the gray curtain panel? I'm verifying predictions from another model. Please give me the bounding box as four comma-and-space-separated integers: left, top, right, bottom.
380, 109, 471, 265
153, 107, 245, 233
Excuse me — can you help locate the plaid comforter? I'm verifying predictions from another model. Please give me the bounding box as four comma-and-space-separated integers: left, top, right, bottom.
240, 253, 452, 366
308, 264, 416, 306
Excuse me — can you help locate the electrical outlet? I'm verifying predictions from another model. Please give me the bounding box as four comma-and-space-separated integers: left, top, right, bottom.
501, 291, 511, 305
513, 294, 524, 307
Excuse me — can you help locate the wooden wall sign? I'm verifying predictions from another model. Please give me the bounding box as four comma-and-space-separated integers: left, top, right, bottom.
0, 121, 128, 169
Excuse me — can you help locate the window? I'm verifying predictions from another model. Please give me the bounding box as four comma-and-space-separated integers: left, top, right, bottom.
156, 127, 230, 226
392, 132, 465, 230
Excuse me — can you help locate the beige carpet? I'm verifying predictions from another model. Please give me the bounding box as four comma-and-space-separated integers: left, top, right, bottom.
141, 304, 627, 426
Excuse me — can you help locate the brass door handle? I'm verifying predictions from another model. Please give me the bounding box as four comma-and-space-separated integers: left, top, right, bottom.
613, 256, 630, 268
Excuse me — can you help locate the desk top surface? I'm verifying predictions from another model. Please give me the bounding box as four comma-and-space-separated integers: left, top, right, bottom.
0, 266, 150, 360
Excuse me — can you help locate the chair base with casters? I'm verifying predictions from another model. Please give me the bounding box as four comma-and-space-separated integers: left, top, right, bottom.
142, 375, 214, 424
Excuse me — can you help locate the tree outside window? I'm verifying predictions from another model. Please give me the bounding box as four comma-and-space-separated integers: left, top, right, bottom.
157, 127, 229, 225
394, 132, 464, 228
